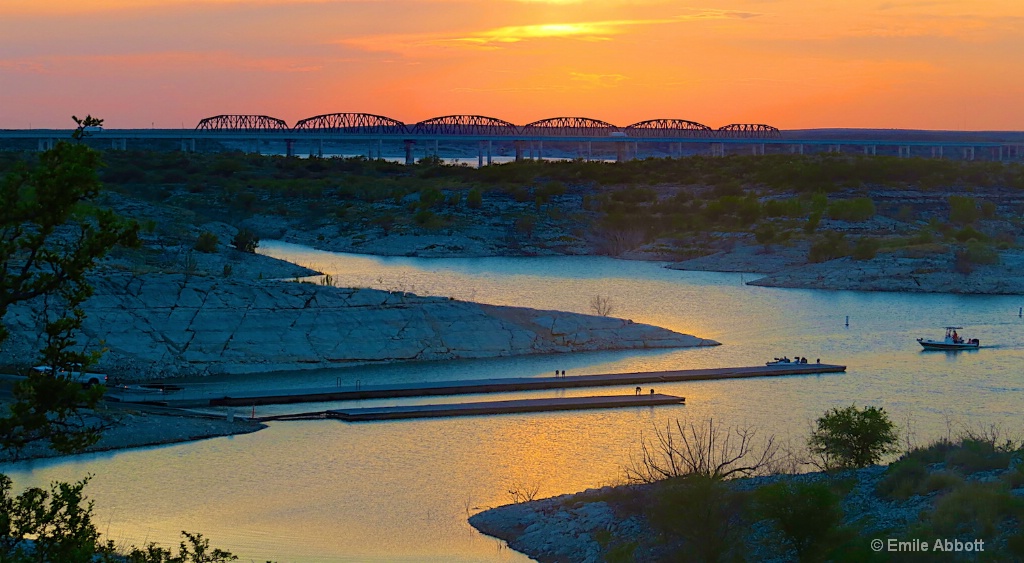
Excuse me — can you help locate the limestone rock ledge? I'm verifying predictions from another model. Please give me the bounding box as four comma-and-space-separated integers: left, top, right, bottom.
1, 273, 718, 380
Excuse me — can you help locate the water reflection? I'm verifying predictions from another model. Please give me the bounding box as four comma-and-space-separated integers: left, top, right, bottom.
2, 245, 1022, 562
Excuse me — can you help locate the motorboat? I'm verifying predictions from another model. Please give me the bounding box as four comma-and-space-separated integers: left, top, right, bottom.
766, 356, 809, 366
917, 326, 980, 350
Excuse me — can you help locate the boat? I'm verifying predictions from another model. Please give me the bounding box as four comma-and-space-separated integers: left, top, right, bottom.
917, 326, 980, 350
766, 356, 809, 366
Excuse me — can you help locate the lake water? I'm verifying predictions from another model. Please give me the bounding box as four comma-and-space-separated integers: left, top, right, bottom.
3, 242, 1023, 562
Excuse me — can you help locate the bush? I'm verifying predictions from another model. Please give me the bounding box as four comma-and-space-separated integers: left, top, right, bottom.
851, 237, 880, 260
808, 232, 849, 263
647, 476, 748, 562
230, 228, 259, 253
466, 188, 483, 209
949, 195, 980, 224
194, 231, 219, 253
804, 212, 821, 234
808, 405, 899, 470
928, 482, 1024, 540
876, 457, 928, 500
826, 197, 876, 222
754, 481, 843, 561
946, 438, 1015, 473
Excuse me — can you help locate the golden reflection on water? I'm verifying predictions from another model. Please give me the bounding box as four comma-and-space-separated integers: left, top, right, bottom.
3, 244, 1023, 561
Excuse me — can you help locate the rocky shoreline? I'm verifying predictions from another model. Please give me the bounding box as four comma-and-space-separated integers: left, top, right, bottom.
0, 271, 717, 381
668, 243, 1024, 294
470, 455, 1024, 562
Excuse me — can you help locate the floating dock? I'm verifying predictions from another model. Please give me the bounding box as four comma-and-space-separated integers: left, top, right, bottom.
195, 363, 844, 408
261, 393, 685, 422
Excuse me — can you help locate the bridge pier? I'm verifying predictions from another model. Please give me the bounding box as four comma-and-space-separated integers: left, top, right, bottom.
587, 141, 592, 162
962, 146, 975, 160
403, 140, 415, 164
37, 138, 56, 152
615, 141, 627, 162
931, 146, 943, 159
898, 146, 911, 158
710, 143, 725, 157
514, 141, 524, 162
751, 143, 765, 156
789, 144, 804, 155
112, 138, 127, 151
478, 141, 484, 168
286, 139, 295, 157
864, 145, 876, 156
433, 139, 439, 158
829, 144, 840, 154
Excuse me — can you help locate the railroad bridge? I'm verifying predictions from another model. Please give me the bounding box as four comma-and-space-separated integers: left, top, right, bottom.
5, 112, 1021, 164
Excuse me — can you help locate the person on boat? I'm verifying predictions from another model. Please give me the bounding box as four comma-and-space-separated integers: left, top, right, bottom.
952, 330, 959, 342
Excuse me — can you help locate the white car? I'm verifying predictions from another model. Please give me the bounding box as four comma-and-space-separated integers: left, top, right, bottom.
32, 364, 108, 387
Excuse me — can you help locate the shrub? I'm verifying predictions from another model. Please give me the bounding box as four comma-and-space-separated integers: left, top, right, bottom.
194, 231, 219, 253
928, 482, 1024, 540
851, 237, 880, 260
826, 197, 876, 222
647, 476, 748, 562
754, 481, 843, 561
808, 405, 899, 470
466, 188, 483, 209
414, 209, 443, 228
804, 212, 821, 234
876, 457, 928, 500
946, 439, 1015, 473
808, 232, 849, 263
954, 226, 988, 242
230, 228, 259, 253
514, 214, 536, 238
949, 195, 980, 224
965, 241, 999, 264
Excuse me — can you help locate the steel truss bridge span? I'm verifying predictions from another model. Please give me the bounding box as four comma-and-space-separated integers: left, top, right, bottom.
192, 113, 780, 139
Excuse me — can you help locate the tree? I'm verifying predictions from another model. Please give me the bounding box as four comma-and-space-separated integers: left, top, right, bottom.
0, 118, 139, 456
626, 418, 780, 482
589, 295, 613, 317
0, 474, 100, 563
230, 228, 259, 253
808, 405, 899, 470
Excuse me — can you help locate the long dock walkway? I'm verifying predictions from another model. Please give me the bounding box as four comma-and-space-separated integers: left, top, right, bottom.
189, 363, 844, 408
257, 393, 685, 422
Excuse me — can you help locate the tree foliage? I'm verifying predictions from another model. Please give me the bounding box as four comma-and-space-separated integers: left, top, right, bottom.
230, 228, 259, 253
0, 119, 139, 456
0, 474, 100, 563
808, 405, 899, 470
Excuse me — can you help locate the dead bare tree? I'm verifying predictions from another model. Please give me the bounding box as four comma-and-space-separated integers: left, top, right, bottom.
590, 295, 614, 317
625, 418, 781, 483
507, 480, 541, 504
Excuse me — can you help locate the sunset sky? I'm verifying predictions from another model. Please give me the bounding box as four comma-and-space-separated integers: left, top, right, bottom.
1, 0, 1022, 130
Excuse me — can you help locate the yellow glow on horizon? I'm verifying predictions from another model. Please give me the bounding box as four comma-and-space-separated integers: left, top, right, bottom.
2, 0, 1023, 129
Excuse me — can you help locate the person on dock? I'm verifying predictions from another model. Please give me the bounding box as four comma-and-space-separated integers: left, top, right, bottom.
650, 388, 655, 395
635, 386, 641, 395
561, 370, 566, 377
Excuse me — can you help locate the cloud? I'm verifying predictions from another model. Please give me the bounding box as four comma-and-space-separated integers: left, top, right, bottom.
569, 72, 628, 87
339, 10, 759, 54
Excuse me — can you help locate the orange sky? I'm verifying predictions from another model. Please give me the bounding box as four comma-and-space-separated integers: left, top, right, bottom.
2, 0, 1022, 130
